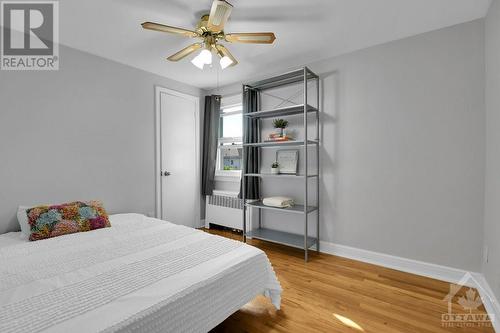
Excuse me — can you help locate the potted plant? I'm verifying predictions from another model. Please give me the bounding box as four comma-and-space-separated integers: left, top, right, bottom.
271, 161, 280, 174
273, 118, 289, 138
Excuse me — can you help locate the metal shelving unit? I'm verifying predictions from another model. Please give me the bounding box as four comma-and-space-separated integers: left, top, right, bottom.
242, 66, 320, 262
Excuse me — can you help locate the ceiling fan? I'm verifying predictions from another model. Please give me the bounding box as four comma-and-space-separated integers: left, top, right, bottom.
141, 0, 276, 70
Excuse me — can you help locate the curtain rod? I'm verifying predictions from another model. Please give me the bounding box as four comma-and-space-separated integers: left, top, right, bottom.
243, 86, 259, 91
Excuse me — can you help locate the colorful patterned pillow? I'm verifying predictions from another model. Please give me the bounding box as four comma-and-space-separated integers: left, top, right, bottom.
26, 201, 111, 241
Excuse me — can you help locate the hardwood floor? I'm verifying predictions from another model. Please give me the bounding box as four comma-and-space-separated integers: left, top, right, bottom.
204, 227, 495, 333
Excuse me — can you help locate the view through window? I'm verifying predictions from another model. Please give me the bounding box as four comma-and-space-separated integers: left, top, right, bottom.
217, 102, 242, 174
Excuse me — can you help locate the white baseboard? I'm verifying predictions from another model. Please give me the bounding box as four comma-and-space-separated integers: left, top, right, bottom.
471, 273, 500, 332
319, 240, 499, 331
319, 241, 473, 284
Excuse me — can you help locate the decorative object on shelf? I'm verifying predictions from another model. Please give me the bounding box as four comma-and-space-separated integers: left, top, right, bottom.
276, 149, 299, 174
266, 133, 292, 142
262, 196, 295, 208
271, 161, 280, 174
266, 136, 290, 142
273, 118, 289, 138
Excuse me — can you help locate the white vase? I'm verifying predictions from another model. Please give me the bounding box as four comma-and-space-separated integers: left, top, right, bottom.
271, 167, 279, 174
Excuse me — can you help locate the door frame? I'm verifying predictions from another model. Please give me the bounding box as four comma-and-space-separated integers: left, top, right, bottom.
154, 86, 201, 226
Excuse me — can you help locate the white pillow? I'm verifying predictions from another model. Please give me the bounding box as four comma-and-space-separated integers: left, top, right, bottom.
17, 206, 31, 237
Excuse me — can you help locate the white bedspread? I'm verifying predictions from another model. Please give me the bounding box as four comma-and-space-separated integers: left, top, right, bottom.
0, 214, 281, 333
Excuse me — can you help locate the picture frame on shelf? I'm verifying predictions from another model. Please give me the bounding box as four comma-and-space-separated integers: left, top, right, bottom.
276, 149, 298, 174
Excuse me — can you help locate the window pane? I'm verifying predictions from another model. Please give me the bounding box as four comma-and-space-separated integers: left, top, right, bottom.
222, 113, 242, 138
217, 101, 243, 172
220, 146, 242, 170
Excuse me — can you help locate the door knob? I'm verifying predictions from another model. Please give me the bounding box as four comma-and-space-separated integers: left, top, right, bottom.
162, 171, 171, 176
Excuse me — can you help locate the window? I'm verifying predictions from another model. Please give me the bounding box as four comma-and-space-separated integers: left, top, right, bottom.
216, 98, 242, 178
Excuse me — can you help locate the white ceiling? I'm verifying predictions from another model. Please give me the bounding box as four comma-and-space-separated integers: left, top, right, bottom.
58, 0, 491, 89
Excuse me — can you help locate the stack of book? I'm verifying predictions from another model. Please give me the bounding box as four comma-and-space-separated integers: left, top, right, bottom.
265, 133, 292, 142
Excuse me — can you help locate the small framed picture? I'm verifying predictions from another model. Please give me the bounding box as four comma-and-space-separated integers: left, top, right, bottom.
276, 149, 299, 174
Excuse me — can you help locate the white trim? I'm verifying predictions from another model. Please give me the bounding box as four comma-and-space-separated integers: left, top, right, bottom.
154, 87, 162, 219
212, 190, 239, 197
154, 86, 201, 227
220, 110, 242, 117
218, 137, 242, 144
217, 101, 243, 175
471, 273, 500, 332
194, 104, 202, 228
319, 240, 499, 330
319, 241, 473, 285
214, 170, 241, 182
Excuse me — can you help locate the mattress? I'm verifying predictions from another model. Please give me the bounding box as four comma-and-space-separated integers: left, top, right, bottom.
0, 213, 281, 333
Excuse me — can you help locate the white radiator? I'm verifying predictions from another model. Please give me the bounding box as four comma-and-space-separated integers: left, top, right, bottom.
205, 190, 244, 230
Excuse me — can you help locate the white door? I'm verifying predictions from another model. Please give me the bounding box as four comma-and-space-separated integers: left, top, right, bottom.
156, 87, 200, 228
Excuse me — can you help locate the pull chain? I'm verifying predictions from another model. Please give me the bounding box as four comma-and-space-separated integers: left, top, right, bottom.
216, 63, 220, 93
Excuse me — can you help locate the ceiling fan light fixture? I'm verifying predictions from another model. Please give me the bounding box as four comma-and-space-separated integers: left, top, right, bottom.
191, 54, 206, 69
142, 0, 277, 69
199, 49, 213, 65
220, 55, 233, 69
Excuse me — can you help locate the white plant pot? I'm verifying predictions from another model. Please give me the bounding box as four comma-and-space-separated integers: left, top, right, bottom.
271, 167, 280, 174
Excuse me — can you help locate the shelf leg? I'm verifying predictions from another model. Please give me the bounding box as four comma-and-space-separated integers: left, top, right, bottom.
242, 205, 247, 243
304, 67, 309, 263
259, 208, 262, 229
304, 238, 308, 262
242, 84, 247, 243
316, 75, 320, 253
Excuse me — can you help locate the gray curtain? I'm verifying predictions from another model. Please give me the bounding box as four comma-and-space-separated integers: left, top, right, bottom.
239, 88, 261, 200
201, 95, 221, 196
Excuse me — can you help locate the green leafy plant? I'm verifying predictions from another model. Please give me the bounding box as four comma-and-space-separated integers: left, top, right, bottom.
272, 118, 289, 129
271, 162, 279, 168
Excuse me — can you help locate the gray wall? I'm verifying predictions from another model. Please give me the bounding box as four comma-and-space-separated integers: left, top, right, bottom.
0, 45, 204, 234
215, 20, 485, 272
0, 19, 488, 274
484, 0, 500, 300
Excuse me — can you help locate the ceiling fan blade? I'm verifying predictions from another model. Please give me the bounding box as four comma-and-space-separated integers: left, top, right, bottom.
141, 22, 198, 38
207, 0, 233, 32
225, 32, 276, 44
215, 44, 238, 66
167, 43, 202, 61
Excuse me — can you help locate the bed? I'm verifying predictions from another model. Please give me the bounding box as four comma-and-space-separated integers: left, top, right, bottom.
0, 213, 281, 333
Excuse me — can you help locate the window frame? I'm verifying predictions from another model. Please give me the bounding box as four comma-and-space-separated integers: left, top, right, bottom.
215, 101, 243, 180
